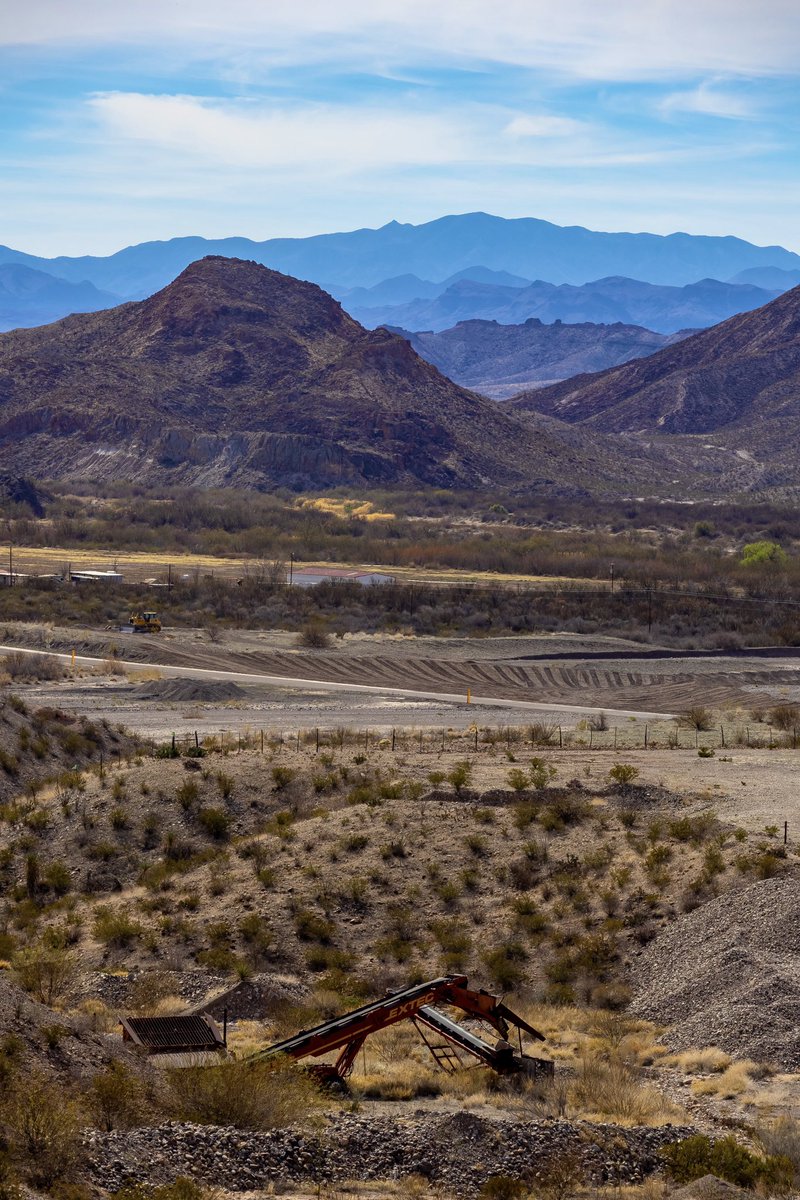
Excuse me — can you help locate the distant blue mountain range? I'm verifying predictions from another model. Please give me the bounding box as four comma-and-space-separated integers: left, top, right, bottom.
0, 212, 799, 333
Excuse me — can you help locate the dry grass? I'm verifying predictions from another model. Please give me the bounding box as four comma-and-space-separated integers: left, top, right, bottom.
691, 1059, 767, 1098
666, 1046, 732, 1074
298, 498, 396, 522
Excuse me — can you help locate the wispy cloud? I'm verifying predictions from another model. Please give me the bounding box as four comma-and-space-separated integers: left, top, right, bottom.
88, 93, 469, 170
660, 80, 757, 119
504, 114, 588, 138
5, 1, 800, 80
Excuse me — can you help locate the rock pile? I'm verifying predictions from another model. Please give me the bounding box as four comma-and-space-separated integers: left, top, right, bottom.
138, 680, 246, 702
85, 1112, 696, 1197
629, 874, 800, 1069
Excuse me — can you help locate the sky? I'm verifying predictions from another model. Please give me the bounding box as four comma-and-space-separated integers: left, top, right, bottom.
2, 0, 799, 256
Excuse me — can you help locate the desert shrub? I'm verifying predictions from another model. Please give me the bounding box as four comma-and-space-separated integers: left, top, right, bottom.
758, 1117, 800, 1186
296, 621, 331, 649
529, 721, 558, 746
740, 540, 787, 567
3, 652, 63, 682
93, 906, 143, 948
483, 941, 527, 990
155, 742, 180, 759
572, 1056, 671, 1125
167, 1058, 321, 1129
506, 768, 530, 793
12, 943, 78, 1005
43, 859, 72, 896
293, 908, 334, 943
679, 706, 714, 731
662, 1133, 793, 1191
176, 779, 199, 809
529, 756, 556, 789
0, 1070, 85, 1189
608, 763, 639, 786
88, 1060, 149, 1131
271, 765, 296, 790
478, 1179, 527, 1200
115, 1181, 208, 1200
769, 703, 800, 731
430, 918, 472, 970
668, 813, 716, 843
448, 760, 473, 794
197, 807, 230, 840
215, 772, 234, 800
587, 712, 609, 732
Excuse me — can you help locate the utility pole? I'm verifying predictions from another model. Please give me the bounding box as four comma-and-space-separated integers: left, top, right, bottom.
7, 521, 12, 587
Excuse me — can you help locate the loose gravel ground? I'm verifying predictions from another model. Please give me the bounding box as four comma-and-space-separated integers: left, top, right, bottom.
85, 1112, 697, 1198
629, 874, 800, 1070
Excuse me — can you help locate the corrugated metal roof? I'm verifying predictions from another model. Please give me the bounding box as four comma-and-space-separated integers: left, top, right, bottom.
120, 1014, 224, 1052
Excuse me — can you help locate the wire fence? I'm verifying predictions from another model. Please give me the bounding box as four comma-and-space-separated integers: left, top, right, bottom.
148, 719, 800, 758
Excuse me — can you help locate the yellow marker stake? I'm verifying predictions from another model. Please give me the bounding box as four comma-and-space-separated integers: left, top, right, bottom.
71, 649, 76, 669
467, 688, 471, 705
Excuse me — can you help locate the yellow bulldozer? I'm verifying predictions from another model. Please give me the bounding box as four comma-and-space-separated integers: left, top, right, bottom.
128, 611, 162, 633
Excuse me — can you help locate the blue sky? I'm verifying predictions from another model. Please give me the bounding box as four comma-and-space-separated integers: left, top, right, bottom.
2, 0, 799, 256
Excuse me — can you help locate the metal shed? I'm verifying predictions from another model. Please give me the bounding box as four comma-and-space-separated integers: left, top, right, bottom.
120, 1013, 227, 1067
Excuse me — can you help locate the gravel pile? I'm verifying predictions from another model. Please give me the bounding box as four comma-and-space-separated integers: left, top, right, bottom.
85, 1113, 695, 1197
629, 874, 800, 1069
138, 680, 246, 702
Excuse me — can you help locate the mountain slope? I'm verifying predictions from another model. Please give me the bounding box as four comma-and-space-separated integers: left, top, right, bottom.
0, 263, 118, 331
509, 286, 800, 448
390, 319, 688, 399
353, 275, 780, 334
0, 256, 620, 493
3, 212, 799, 298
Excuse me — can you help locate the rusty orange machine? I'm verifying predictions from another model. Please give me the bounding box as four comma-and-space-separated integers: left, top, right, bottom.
253, 974, 552, 1085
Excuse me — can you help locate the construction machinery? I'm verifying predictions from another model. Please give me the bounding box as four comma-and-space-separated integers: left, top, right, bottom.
251, 974, 552, 1086
127, 611, 162, 633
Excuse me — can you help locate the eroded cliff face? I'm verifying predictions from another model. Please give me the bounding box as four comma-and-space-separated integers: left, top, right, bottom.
0, 255, 610, 493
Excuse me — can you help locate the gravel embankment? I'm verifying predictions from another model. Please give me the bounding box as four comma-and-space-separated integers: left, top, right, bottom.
85, 1113, 696, 1197
630, 874, 800, 1069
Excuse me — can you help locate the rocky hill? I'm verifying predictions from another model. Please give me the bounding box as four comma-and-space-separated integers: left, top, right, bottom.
510, 285, 800, 487
0, 257, 617, 493
392, 318, 688, 399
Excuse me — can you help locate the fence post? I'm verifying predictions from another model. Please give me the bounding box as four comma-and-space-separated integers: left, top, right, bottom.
785, 821, 789, 845
315, 728, 320, 753
474, 727, 479, 751
260, 729, 264, 754
614, 728, 617, 749
391, 728, 395, 752
558, 726, 562, 748
644, 725, 648, 749
720, 726, 725, 748
589, 729, 593, 749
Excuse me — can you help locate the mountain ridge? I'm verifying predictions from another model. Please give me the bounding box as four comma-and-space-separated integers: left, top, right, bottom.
352, 275, 782, 335
3, 212, 799, 300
